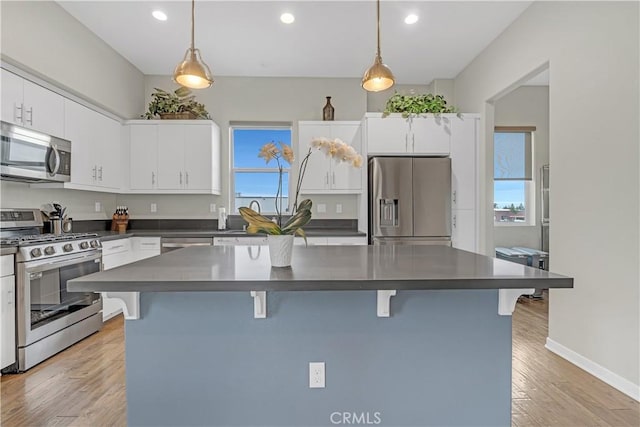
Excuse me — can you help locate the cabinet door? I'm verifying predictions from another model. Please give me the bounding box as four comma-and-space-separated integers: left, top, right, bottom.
298, 123, 330, 191
1, 69, 24, 126
411, 116, 451, 155
23, 79, 65, 138
365, 117, 409, 154
95, 113, 121, 190
183, 125, 212, 190
451, 116, 477, 210
129, 125, 158, 190
64, 100, 97, 186
330, 123, 362, 191
1, 275, 16, 369
157, 125, 185, 190
452, 209, 476, 252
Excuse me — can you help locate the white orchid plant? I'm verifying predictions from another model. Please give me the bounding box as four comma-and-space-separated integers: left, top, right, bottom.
239, 137, 363, 243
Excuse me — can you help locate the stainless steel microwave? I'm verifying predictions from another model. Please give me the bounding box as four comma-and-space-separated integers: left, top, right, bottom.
0, 121, 71, 183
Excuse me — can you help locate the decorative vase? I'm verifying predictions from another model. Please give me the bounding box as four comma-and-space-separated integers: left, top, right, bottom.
322, 96, 335, 121
267, 234, 294, 267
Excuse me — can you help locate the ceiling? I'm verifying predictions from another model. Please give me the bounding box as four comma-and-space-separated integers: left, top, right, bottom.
57, 1, 533, 85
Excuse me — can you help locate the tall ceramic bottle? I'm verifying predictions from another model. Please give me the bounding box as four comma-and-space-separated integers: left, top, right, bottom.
322, 96, 334, 121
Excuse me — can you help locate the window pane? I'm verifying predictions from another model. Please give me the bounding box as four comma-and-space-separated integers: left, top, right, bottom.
233, 129, 292, 168
494, 132, 532, 180
494, 181, 526, 222
234, 172, 289, 213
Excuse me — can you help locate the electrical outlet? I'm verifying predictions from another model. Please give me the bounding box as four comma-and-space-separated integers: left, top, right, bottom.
94, 202, 101, 212
150, 203, 157, 213
336, 203, 343, 214
317, 204, 326, 214
309, 362, 325, 388
210, 203, 216, 213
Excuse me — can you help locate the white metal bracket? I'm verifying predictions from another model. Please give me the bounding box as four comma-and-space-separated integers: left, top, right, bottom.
498, 288, 535, 316
250, 291, 267, 318
377, 290, 397, 317
104, 292, 140, 320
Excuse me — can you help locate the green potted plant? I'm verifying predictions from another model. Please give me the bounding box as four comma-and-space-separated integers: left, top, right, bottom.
142, 87, 210, 120
383, 92, 458, 118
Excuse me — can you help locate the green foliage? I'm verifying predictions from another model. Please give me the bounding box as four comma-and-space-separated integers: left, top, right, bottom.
142, 87, 210, 119
383, 93, 457, 118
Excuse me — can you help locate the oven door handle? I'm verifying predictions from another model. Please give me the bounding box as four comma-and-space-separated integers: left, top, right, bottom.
23, 252, 102, 273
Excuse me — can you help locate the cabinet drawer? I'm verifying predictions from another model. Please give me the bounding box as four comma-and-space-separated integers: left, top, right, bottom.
101, 238, 132, 256
132, 237, 161, 252
1, 255, 14, 277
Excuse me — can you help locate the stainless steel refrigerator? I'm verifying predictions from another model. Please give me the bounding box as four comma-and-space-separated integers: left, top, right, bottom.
369, 157, 452, 245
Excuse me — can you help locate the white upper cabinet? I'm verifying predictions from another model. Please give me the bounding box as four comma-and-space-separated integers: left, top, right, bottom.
450, 115, 478, 211
64, 100, 121, 191
297, 121, 362, 194
364, 113, 451, 155
1, 68, 65, 138
127, 120, 221, 194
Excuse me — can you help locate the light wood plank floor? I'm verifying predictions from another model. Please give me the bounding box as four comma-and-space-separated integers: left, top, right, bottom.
1, 294, 638, 426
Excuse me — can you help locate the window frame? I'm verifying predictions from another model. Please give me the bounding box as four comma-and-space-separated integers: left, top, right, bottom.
230, 123, 293, 214
493, 126, 536, 227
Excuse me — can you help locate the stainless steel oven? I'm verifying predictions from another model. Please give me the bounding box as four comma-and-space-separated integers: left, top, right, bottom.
1, 121, 71, 183
0, 208, 103, 373
16, 250, 102, 370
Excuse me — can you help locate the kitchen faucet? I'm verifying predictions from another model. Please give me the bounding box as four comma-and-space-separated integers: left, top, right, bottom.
248, 199, 261, 214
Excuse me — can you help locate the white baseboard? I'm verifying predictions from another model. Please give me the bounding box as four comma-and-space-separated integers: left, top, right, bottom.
546, 337, 639, 401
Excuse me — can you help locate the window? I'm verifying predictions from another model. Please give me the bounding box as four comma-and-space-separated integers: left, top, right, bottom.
231, 124, 292, 214
494, 127, 535, 225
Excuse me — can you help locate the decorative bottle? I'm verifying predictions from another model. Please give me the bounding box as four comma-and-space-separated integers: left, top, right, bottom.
322, 96, 335, 121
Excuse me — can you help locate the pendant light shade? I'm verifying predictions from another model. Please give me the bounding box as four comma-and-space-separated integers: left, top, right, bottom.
173, 0, 213, 89
362, 0, 395, 92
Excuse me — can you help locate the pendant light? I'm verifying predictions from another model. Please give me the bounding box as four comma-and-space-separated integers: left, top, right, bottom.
362, 0, 395, 92
173, 0, 213, 89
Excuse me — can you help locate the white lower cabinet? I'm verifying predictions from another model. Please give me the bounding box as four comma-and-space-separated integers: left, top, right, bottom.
1, 255, 16, 370
101, 237, 160, 320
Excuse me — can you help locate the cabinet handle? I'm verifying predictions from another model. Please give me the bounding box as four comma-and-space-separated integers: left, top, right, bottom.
453, 190, 457, 204
25, 106, 33, 125
92, 166, 97, 180
453, 214, 457, 228
405, 134, 408, 152
15, 103, 23, 123
151, 171, 156, 186
98, 166, 103, 181
412, 134, 415, 151
325, 172, 329, 185
332, 172, 335, 185
7, 290, 13, 304
185, 171, 189, 186
179, 171, 183, 185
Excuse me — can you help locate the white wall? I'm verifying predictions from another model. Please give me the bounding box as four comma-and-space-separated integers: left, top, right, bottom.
0, 1, 144, 118
494, 86, 549, 249
454, 1, 639, 397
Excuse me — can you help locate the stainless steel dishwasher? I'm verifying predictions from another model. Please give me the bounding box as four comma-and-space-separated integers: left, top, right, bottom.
161, 237, 213, 253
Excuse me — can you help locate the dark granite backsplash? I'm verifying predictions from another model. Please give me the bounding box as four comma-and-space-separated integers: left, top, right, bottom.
72, 217, 358, 233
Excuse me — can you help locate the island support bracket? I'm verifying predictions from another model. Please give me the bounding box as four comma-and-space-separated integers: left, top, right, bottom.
377, 290, 397, 317
250, 291, 267, 319
498, 288, 535, 316
104, 292, 140, 320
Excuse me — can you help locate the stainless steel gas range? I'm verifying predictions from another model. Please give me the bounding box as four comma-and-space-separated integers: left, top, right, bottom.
0, 208, 103, 372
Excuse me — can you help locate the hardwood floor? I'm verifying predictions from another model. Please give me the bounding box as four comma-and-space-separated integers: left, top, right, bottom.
1, 295, 638, 426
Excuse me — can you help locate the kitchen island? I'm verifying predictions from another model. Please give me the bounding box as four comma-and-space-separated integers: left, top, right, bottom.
70, 245, 572, 427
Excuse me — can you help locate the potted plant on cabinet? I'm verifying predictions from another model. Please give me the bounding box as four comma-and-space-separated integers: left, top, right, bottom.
142, 87, 210, 120
383, 92, 458, 118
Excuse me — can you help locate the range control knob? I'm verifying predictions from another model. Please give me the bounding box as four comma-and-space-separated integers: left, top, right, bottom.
44, 246, 56, 255
63, 243, 73, 253
30, 248, 42, 258
79, 241, 90, 250
90, 240, 101, 248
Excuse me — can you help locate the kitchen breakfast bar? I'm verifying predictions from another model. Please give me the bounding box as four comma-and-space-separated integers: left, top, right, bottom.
69, 245, 572, 427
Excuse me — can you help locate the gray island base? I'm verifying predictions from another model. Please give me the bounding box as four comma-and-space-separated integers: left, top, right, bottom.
69, 245, 572, 427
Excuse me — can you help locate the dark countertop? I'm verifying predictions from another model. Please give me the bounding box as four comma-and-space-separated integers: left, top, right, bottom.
69, 245, 573, 292
97, 229, 366, 241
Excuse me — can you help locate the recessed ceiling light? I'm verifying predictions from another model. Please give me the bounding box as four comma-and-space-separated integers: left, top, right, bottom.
280, 13, 295, 24
152, 10, 168, 21
404, 14, 419, 25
